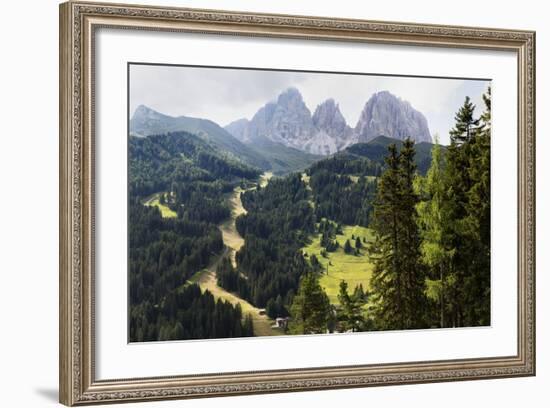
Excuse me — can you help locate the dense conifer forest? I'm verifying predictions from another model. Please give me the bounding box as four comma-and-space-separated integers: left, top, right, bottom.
128, 131, 258, 341
129, 88, 491, 341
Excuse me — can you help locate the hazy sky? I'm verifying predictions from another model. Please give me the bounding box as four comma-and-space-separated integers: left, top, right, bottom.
129, 64, 490, 146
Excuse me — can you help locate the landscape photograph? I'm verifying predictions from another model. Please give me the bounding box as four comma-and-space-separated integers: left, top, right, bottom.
128, 64, 491, 342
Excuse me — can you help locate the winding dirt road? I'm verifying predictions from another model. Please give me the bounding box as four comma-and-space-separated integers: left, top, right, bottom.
191, 172, 280, 336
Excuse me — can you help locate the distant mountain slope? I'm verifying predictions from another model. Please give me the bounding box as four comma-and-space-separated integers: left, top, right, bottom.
130, 105, 271, 171
344, 135, 443, 175
129, 131, 260, 198
224, 118, 249, 143
307, 136, 442, 177
246, 135, 322, 175
131, 105, 324, 175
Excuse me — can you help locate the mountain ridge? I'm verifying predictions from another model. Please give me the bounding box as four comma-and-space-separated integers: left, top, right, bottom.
130, 105, 271, 171
130, 105, 321, 175
343, 135, 443, 175
224, 88, 431, 156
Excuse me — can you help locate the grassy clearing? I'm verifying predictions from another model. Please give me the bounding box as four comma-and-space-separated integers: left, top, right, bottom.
302, 225, 374, 304
186, 250, 283, 337
221, 171, 273, 267
349, 175, 377, 183
185, 172, 283, 337
143, 193, 177, 218
219, 184, 250, 268
259, 171, 273, 188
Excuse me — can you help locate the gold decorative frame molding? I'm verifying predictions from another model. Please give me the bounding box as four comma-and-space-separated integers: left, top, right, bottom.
59, 1, 536, 405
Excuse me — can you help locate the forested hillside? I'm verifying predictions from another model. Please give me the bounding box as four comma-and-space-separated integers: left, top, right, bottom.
128, 87, 491, 340
230, 174, 316, 311
130, 105, 321, 175
229, 89, 491, 334
128, 131, 258, 342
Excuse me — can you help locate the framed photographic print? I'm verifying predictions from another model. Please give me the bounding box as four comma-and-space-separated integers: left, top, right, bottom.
59, 1, 536, 405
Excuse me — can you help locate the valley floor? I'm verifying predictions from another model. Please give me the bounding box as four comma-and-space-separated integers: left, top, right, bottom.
302, 225, 374, 304
143, 192, 177, 218
188, 172, 282, 337
187, 248, 280, 337
143, 171, 375, 336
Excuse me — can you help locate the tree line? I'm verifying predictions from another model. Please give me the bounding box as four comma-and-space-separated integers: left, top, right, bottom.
129, 87, 491, 338
129, 131, 260, 341
309, 171, 377, 227
224, 174, 316, 313
286, 88, 491, 333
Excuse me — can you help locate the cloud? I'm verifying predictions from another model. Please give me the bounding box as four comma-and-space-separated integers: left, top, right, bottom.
130, 65, 306, 126
130, 64, 489, 145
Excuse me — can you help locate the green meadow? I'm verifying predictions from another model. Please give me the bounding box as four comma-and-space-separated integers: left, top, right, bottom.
144, 193, 177, 218
302, 225, 374, 304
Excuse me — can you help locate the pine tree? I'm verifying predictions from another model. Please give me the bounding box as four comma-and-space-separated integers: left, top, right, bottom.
442, 90, 491, 327
369, 144, 403, 328
173, 322, 184, 339
310, 254, 321, 270
449, 96, 480, 145
467, 87, 491, 249
337, 280, 365, 332
289, 273, 331, 334
344, 239, 353, 254
415, 135, 454, 327
462, 87, 491, 325
398, 139, 428, 328
353, 284, 366, 302
444, 129, 471, 327
369, 140, 427, 330
243, 314, 254, 336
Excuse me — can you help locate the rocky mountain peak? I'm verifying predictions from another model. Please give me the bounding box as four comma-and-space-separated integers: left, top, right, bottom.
245, 87, 314, 149
312, 99, 347, 134
355, 91, 431, 143
132, 104, 163, 120
223, 89, 431, 156
130, 105, 174, 136
277, 87, 304, 105
224, 118, 250, 143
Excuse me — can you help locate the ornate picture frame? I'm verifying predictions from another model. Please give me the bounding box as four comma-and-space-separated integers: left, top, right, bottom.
59, 1, 535, 405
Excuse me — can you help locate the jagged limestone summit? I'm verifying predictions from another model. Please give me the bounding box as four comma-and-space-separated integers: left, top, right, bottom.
224, 88, 431, 155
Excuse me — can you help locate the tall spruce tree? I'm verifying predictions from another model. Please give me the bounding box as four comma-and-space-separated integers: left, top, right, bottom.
337, 280, 365, 332
369, 139, 427, 330
415, 135, 454, 328
369, 144, 403, 328
289, 272, 331, 334
442, 91, 491, 327
449, 96, 480, 145
398, 139, 428, 328
443, 99, 475, 327
344, 239, 353, 254
462, 87, 491, 325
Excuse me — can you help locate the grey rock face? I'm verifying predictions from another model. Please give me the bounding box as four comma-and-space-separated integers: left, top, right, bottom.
225, 89, 432, 156
247, 87, 316, 150
312, 99, 347, 135
224, 118, 250, 143
225, 90, 355, 155
311, 99, 357, 154
355, 91, 431, 143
